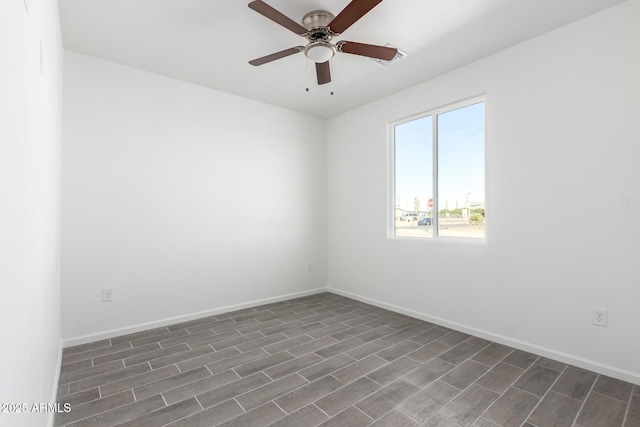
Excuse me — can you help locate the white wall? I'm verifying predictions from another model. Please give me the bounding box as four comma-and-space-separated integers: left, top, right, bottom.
327, 0, 640, 384
61, 52, 327, 343
0, 0, 64, 425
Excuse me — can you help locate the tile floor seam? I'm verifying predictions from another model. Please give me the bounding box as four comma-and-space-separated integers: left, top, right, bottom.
397, 405, 424, 424
622, 385, 640, 427
63, 394, 133, 427
318, 376, 392, 417
552, 384, 600, 404
61, 362, 130, 389
621, 393, 632, 427
366, 387, 424, 426
271, 397, 288, 417
528, 364, 578, 427
425, 411, 465, 427
163, 399, 207, 427
569, 373, 602, 427
350, 405, 374, 424
589, 388, 632, 404
474, 417, 500, 427
234, 396, 248, 412
473, 380, 513, 397
313, 402, 333, 419
364, 374, 385, 387
470, 348, 515, 369
262, 370, 276, 382
205, 372, 286, 404
203, 363, 214, 377
417, 354, 508, 425
501, 353, 543, 384
284, 353, 354, 380
495, 357, 530, 372
250, 377, 309, 413
194, 394, 204, 411
474, 366, 540, 426
273, 374, 346, 414
488, 354, 546, 399
471, 359, 497, 369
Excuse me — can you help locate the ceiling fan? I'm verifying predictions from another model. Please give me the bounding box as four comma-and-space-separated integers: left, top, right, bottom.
248, 0, 397, 85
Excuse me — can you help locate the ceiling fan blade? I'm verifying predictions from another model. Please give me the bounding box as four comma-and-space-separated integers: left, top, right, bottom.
249, 46, 304, 66
327, 0, 383, 35
249, 47, 304, 66
338, 41, 397, 61
248, 0, 308, 36
316, 61, 331, 85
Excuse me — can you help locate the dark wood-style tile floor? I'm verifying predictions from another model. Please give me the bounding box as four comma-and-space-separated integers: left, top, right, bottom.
55, 293, 640, 427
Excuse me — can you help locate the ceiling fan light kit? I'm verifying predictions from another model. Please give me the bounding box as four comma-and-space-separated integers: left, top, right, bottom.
304, 42, 336, 63
248, 0, 397, 85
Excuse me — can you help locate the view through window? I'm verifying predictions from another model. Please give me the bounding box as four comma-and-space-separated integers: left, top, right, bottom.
393, 99, 485, 239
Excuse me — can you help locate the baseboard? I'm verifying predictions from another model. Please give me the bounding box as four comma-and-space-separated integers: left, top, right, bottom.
327, 287, 640, 386
48, 340, 63, 427
61, 284, 639, 385
62, 288, 327, 348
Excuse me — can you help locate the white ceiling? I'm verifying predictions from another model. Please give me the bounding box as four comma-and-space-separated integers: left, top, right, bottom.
59, 0, 625, 118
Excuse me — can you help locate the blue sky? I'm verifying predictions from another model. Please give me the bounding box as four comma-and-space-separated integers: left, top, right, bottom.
395, 101, 484, 212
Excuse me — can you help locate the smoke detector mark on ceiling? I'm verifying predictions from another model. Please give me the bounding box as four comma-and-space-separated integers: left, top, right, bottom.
371, 44, 407, 65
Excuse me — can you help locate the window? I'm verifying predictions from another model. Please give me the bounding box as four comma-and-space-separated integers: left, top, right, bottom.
392, 98, 485, 239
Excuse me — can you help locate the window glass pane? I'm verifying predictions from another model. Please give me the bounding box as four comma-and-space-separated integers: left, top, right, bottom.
394, 116, 433, 238
437, 102, 485, 238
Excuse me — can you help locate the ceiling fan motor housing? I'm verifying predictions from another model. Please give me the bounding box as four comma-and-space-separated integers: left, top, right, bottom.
302, 10, 335, 40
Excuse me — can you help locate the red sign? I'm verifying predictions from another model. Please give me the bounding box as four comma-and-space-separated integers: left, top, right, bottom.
428, 198, 433, 208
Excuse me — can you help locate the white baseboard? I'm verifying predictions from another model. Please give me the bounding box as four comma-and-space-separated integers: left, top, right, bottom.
62, 288, 326, 348
60, 285, 639, 386
327, 287, 640, 386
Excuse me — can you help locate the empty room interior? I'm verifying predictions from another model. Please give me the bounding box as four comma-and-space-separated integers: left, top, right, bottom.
1, 0, 639, 426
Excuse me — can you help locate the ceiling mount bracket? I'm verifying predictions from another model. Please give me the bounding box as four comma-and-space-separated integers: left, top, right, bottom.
302, 10, 335, 31
302, 10, 335, 42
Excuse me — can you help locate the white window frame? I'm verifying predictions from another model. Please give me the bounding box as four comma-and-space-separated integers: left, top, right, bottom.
388, 95, 487, 243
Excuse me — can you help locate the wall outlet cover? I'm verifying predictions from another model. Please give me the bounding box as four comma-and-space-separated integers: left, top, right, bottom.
592, 308, 608, 327
102, 288, 113, 302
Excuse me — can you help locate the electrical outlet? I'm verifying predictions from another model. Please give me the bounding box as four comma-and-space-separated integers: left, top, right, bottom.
592, 308, 608, 327
102, 287, 113, 302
